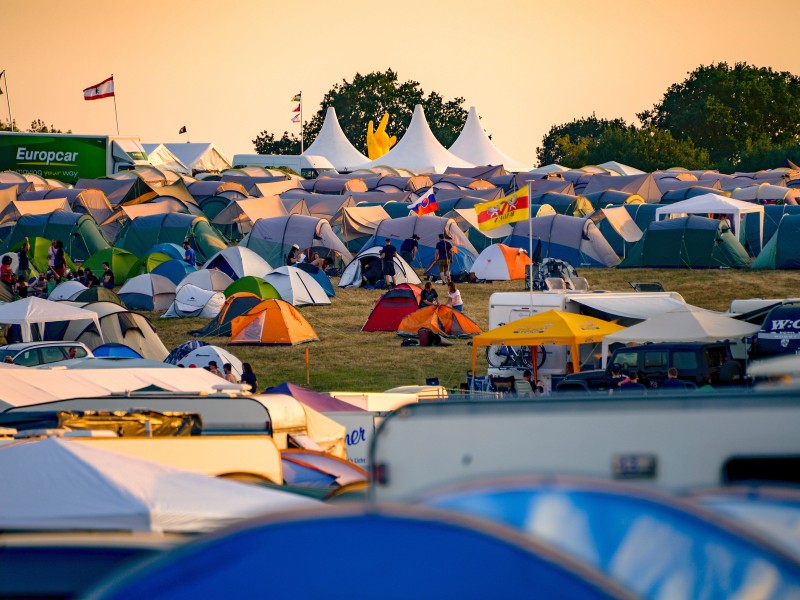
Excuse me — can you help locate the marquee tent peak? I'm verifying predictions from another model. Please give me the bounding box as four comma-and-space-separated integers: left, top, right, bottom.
449, 106, 530, 172
303, 107, 369, 171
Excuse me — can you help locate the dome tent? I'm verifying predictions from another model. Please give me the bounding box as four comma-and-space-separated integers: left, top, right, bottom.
190, 293, 264, 338
162, 285, 225, 319
228, 299, 319, 346
448, 106, 530, 172
362, 284, 423, 332
151, 259, 198, 285
176, 269, 234, 294
203, 246, 273, 281
48, 280, 88, 301
118, 274, 177, 311
176, 345, 243, 379
302, 107, 369, 171
264, 266, 330, 306
471, 244, 531, 280
339, 245, 421, 288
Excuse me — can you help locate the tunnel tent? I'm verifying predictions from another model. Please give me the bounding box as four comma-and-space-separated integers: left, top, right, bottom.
340, 205, 391, 252
532, 192, 594, 217
752, 215, 800, 270
6, 236, 76, 274
0, 198, 71, 226
589, 207, 643, 256
581, 173, 662, 203
0, 211, 110, 262
114, 213, 228, 263
660, 185, 725, 204
21, 188, 115, 237
212, 196, 289, 236
583, 190, 646, 209
731, 183, 800, 205
74, 178, 157, 206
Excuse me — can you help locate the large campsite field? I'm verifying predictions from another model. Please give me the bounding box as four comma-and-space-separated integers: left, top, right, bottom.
146, 268, 800, 392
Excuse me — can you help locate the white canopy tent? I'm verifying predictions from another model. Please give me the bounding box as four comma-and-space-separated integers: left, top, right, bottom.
448, 106, 530, 172
601, 309, 761, 368
164, 143, 232, 174
302, 107, 369, 171
357, 104, 474, 174
142, 143, 191, 175
0, 437, 318, 533
0, 297, 102, 343
654, 193, 764, 248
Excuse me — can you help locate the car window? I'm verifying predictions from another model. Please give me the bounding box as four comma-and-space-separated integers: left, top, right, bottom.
71, 346, 89, 359
644, 351, 668, 369
613, 351, 638, 369
14, 350, 40, 366
41, 346, 69, 364
673, 351, 698, 371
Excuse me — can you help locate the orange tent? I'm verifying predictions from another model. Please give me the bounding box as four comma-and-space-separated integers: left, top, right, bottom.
229, 299, 319, 346
471, 244, 531, 281
397, 305, 482, 339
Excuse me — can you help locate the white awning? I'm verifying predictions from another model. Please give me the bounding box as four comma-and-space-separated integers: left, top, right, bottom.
570, 295, 696, 320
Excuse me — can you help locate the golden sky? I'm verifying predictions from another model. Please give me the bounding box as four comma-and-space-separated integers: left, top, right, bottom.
3, 0, 798, 167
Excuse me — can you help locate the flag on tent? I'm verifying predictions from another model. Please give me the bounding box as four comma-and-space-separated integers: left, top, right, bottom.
83, 76, 114, 101
291, 93, 301, 102
409, 188, 438, 216
291, 114, 300, 123
178, 125, 187, 134
476, 189, 530, 231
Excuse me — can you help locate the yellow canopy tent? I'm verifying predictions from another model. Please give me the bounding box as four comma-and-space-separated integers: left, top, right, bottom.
471, 309, 624, 377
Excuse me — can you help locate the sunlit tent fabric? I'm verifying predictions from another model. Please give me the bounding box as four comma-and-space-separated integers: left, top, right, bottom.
176, 269, 234, 294
119, 274, 177, 311
582, 173, 661, 202
48, 280, 87, 301
339, 245, 421, 288
75, 178, 157, 206
240, 214, 352, 267
211, 196, 288, 235
0, 211, 110, 261
731, 183, 800, 205
623, 203, 660, 232
83, 248, 139, 286
448, 106, 530, 172
362, 284, 423, 332
69, 287, 125, 305
619, 216, 751, 269
397, 305, 481, 340
148, 242, 188, 261
151, 259, 197, 285
21, 188, 115, 238
162, 285, 225, 319
363, 215, 478, 276
471, 244, 531, 280
281, 192, 356, 230
0, 297, 101, 343
596, 161, 646, 176
752, 215, 800, 270
142, 143, 191, 175
163, 143, 231, 174
471, 310, 623, 374
115, 213, 227, 263
424, 476, 800, 600
191, 292, 264, 337
589, 207, 644, 256
0, 198, 70, 226
176, 345, 243, 379
532, 192, 594, 217
264, 266, 330, 306
302, 107, 369, 171
504, 215, 620, 268
357, 104, 474, 173
600, 309, 760, 367
300, 177, 368, 194
0, 437, 317, 533
228, 299, 319, 346
294, 263, 335, 297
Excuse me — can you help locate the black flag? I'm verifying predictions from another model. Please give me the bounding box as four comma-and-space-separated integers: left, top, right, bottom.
178, 125, 187, 134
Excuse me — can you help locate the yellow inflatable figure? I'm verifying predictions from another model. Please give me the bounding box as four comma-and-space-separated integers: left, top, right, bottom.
367, 113, 397, 160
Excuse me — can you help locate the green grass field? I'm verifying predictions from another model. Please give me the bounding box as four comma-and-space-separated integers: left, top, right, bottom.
146, 268, 800, 392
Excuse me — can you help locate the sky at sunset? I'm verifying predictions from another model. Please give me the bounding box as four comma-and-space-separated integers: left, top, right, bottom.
3, 0, 798, 168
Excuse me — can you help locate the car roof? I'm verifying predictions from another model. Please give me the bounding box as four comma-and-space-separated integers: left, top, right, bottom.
0, 341, 89, 351
613, 342, 726, 351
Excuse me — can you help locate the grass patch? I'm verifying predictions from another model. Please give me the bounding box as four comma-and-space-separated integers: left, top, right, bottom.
145, 268, 800, 392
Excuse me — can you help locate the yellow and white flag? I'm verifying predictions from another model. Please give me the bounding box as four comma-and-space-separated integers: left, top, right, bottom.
476, 189, 530, 232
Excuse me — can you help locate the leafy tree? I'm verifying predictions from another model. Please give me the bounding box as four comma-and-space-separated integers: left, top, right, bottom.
253, 69, 467, 155
638, 62, 800, 170
252, 130, 301, 155
736, 139, 800, 173
536, 115, 629, 166
0, 118, 70, 133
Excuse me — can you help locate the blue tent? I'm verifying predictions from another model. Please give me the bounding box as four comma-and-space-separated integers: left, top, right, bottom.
294, 263, 335, 297
92, 343, 143, 359
91, 505, 628, 600
146, 243, 185, 261
151, 260, 197, 286
164, 340, 208, 365
424, 476, 800, 599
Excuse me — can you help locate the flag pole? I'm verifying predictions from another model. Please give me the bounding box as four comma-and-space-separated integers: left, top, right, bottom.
111, 74, 120, 135
2, 71, 14, 131
528, 181, 534, 310
299, 90, 304, 154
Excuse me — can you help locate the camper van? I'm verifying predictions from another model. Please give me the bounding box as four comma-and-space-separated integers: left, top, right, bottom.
231, 153, 337, 178
0, 132, 151, 184
486, 290, 690, 387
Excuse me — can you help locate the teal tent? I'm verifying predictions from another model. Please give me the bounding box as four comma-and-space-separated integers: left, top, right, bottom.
752, 215, 800, 270
0, 211, 109, 261
114, 213, 227, 264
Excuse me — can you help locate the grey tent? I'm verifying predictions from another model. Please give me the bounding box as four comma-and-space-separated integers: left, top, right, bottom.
581, 173, 661, 203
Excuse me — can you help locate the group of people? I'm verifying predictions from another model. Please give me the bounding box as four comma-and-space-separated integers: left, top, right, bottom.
419, 281, 463, 311
180, 360, 259, 393
607, 366, 686, 392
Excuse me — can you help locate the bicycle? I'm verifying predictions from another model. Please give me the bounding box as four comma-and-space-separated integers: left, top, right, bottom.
486, 345, 547, 369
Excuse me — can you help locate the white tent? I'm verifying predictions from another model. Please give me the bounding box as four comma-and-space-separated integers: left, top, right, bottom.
212, 196, 288, 232
47, 280, 87, 301
470, 245, 530, 280
264, 266, 331, 306
162, 285, 225, 319
654, 193, 764, 246
357, 104, 474, 174
601, 309, 761, 367
302, 107, 369, 172
597, 161, 646, 176
448, 106, 530, 172
0, 297, 102, 343
142, 143, 191, 175
177, 269, 234, 293
118, 274, 176, 311
0, 437, 318, 533
177, 345, 243, 379
203, 246, 273, 280
339, 246, 421, 288
164, 143, 232, 174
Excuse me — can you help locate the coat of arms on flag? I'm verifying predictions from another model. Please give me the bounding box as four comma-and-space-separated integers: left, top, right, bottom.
475, 189, 530, 231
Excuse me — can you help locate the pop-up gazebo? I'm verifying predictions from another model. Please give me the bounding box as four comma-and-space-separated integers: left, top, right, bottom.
471, 310, 623, 378
0, 297, 102, 342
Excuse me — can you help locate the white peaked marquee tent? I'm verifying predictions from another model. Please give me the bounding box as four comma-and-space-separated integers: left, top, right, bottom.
448, 106, 530, 172
303, 107, 369, 171
0, 437, 319, 533
358, 105, 474, 174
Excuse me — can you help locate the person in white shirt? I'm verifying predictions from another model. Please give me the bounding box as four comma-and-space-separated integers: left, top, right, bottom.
446, 282, 463, 312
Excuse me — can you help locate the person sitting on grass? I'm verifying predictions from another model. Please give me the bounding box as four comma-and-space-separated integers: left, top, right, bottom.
419, 281, 439, 308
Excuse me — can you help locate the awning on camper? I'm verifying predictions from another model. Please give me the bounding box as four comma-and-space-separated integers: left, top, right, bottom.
570, 295, 695, 320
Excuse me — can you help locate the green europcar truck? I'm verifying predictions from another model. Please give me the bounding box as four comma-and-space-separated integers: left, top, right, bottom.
0, 132, 150, 184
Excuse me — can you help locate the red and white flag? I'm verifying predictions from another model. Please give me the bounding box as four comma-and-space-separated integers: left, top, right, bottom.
83, 76, 114, 101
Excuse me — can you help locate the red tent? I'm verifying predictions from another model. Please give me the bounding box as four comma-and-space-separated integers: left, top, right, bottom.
361, 283, 422, 332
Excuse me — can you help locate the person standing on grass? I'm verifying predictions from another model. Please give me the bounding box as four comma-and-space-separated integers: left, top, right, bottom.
53, 240, 66, 279
17, 237, 30, 283
381, 238, 397, 288
183, 240, 196, 267
400, 234, 420, 265
223, 363, 238, 383
435, 233, 453, 284
240, 362, 258, 393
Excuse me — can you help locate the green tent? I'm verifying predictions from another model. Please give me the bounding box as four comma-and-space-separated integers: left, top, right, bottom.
619, 215, 751, 269
126, 252, 172, 280
752, 214, 800, 270
9, 237, 77, 273
532, 192, 594, 217
0, 212, 110, 261
70, 286, 126, 305
224, 276, 281, 299
114, 213, 227, 264
82, 248, 139, 286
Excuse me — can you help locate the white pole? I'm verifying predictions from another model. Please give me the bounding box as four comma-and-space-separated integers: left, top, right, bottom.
2, 71, 13, 131
528, 181, 534, 311
111, 74, 120, 135
299, 90, 304, 154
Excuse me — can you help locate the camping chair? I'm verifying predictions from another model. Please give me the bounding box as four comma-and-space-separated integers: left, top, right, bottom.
514, 378, 534, 396
466, 372, 490, 392
571, 277, 589, 291
544, 277, 567, 291
628, 282, 664, 292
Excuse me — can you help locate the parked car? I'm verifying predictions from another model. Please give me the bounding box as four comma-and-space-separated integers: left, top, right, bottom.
0, 342, 93, 366
558, 342, 742, 391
